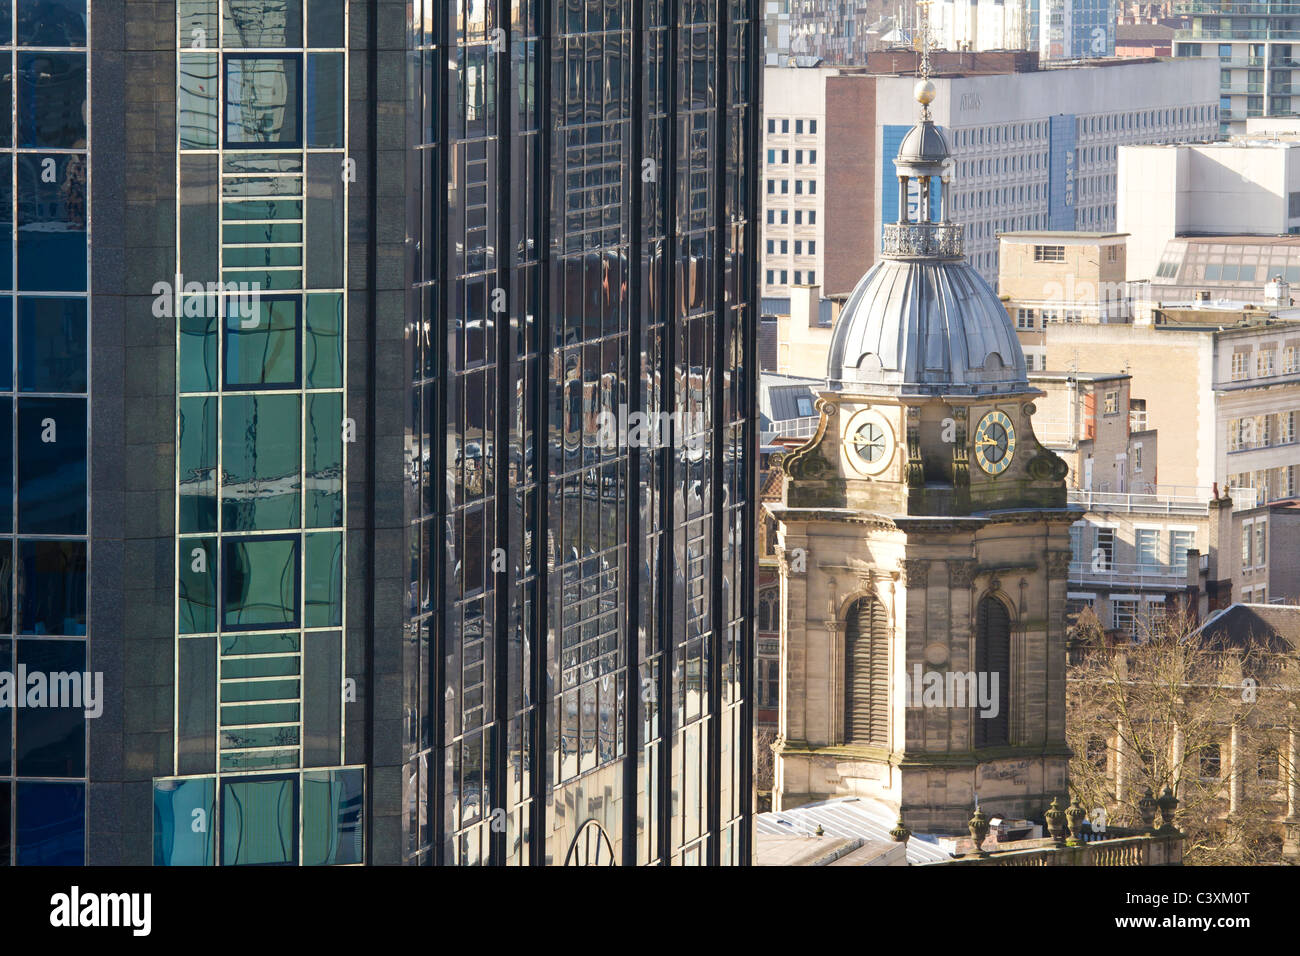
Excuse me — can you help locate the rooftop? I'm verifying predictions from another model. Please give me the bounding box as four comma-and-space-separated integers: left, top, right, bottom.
1030, 370, 1132, 383
1191, 602, 1300, 653
1000, 231, 1129, 241
755, 797, 952, 865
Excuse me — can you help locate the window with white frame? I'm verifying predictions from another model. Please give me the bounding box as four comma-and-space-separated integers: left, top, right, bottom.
1133, 442, 1143, 473
1070, 524, 1085, 564
1136, 528, 1161, 569
1170, 529, 1195, 572
1095, 526, 1115, 569
1285, 345, 1298, 373
1256, 520, 1267, 567
1259, 349, 1275, 377
1017, 308, 1035, 329
1112, 598, 1139, 636
1232, 351, 1250, 381
1242, 521, 1253, 567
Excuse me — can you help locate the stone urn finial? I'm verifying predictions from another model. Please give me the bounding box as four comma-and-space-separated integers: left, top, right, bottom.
1065, 798, 1086, 847
968, 804, 991, 857
1138, 787, 1158, 832
890, 813, 911, 845
1157, 786, 1179, 832
1044, 797, 1068, 847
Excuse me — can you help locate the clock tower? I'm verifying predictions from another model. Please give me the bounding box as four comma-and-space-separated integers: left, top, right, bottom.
769, 42, 1075, 832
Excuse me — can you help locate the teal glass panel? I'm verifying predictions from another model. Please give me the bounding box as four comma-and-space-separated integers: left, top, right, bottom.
179, 312, 217, 393
224, 297, 299, 389
224, 153, 302, 175
222, 176, 302, 198
220, 749, 299, 772
222, 269, 302, 291
220, 725, 299, 750
178, 537, 217, 634
220, 775, 297, 865
221, 655, 299, 679
222, 535, 298, 630
179, 52, 218, 149
224, 222, 302, 244
224, 246, 302, 269
221, 394, 300, 531
221, 631, 300, 655
303, 769, 363, 866
305, 293, 342, 388
305, 393, 342, 527
304, 531, 341, 627
220, 701, 299, 725
178, 396, 217, 533
153, 778, 216, 866
223, 200, 302, 220
219, 678, 299, 703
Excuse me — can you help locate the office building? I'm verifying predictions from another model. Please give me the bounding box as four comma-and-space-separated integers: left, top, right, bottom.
17, 0, 759, 867
761, 56, 1217, 297
1039, 0, 1116, 59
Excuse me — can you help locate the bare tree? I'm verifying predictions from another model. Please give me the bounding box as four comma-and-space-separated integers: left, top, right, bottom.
754, 727, 777, 812
1066, 605, 1293, 865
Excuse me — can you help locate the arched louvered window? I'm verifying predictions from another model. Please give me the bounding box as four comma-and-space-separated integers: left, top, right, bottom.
844, 596, 889, 746
974, 596, 1011, 748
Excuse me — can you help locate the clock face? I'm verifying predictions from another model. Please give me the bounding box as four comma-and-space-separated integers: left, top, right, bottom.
973, 410, 1017, 475
842, 409, 894, 476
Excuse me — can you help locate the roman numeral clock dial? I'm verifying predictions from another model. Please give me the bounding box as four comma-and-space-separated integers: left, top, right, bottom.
973, 409, 1016, 475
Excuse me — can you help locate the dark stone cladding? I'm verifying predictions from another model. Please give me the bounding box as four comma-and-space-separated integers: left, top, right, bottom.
88, 0, 179, 865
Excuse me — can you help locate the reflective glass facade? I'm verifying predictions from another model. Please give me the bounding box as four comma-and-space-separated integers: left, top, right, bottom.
407, 0, 758, 865
0, 0, 90, 865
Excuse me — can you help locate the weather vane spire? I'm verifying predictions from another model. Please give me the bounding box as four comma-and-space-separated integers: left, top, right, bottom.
915, 0, 935, 121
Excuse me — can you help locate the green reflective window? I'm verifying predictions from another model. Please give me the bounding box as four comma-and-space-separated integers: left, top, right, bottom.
221, 655, 299, 679
303, 769, 363, 866
220, 702, 299, 725
305, 294, 342, 388
220, 775, 297, 866
221, 632, 300, 655
224, 153, 303, 175
224, 246, 302, 269
223, 200, 302, 221
222, 394, 300, 531
305, 393, 342, 527
222, 0, 302, 48
179, 537, 217, 634
221, 749, 299, 772
223, 269, 302, 291
224, 222, 302, 244
222, 176, 302, 198
222, 535, 298, 630
179, 52, 218, 149
179, 312, 217, 392
220, 726, 299, 750
220, 678, 300, 703
224, 296, 299, 389
304, 531, 342, 627
179, 396, 217, 533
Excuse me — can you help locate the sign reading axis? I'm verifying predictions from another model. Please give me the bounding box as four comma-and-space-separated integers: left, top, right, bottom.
973, 410, 1016, 475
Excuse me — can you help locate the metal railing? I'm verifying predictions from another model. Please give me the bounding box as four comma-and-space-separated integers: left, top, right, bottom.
1069, 560, 1191, 588
766, 416, 819, 440
879, 221, 964, 260
1068, 488, 1212, 514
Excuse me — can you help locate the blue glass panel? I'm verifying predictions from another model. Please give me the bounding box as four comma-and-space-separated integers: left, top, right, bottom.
0, 400, 11, 534
307, 0, 343, 48
154, 778, 216, 866
15, 781, 83, 865
17, 154, 86, 292
220, 775, 297, 865
17, 52, 87, 148
18, 539, 85, 636
14, 638, 86, 776
16, 0, 86, 46
178, 537, 216, 633
0, 299, 12, 390
302, 768, 362, 865
18, 297, 86, 393
0, 640, 9, 776
0, 782, 9, 865
17, 397, 86, 534
0, 157, 12, 290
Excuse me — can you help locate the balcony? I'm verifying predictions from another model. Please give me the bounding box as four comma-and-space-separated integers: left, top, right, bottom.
1069, 560, 1190, 589
879, 221, 964, 260
1067, 488, 1215, 514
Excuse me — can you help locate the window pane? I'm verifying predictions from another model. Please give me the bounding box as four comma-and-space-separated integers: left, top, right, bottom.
0, 52, 10, 148
0, 156, 11, 290
179, 312, 218, 393
178, 636, 217, 774
306, 53, 343, 147
222, 0, 302, 47
222, 394, 300, 531
178, 537, 217, 633
18, 540, 85, 635
180, 154, 220, 282
17, 397, 86, 534
15, 781, 83, 865
0, 640, 8, 775
18, 297, 86, 393
177, 0, 217, 48
17, 52, 86, 149
17, 154, 86, 292
224, 296, 300, 389
305, 393, 342, 527
222, 536, 299, 630
220, 775, 298, 865
179, 52, 219, 150
302, 768, 362, 865
306, 0, 343, 47
17, 0, 85, 45
305, 293, 342, 388
178, 397, 217, 533
304, 531, 341, 625
305, 153, 343, 286
15, 638, 86, 776
153, 778, 216, 866
225, 55, 302, 148
0, 401, 10, 534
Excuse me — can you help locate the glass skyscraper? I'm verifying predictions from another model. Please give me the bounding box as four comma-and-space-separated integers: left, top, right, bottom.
4, 0, 756, 866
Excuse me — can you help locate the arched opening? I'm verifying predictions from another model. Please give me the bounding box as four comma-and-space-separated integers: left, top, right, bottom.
974, 595, 1011, 748
844, 595, 889, 746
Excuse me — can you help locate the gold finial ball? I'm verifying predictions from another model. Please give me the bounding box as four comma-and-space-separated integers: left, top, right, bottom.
914, 79, 936, 106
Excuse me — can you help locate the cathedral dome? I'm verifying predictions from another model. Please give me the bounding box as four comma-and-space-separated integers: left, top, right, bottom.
826, 255, 1028, 395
